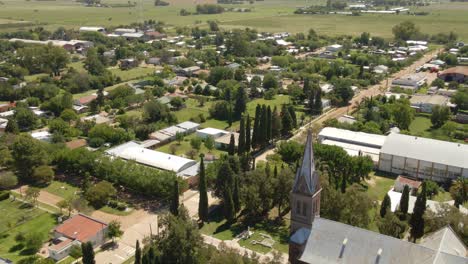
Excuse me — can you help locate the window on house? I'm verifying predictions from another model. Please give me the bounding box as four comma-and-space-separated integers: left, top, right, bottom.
296, 201, 301, 215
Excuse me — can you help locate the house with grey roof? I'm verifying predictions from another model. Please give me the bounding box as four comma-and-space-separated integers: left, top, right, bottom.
391, 73, 427, 91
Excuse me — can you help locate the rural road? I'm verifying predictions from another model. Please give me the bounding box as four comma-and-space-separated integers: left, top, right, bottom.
256, 48, 443, 161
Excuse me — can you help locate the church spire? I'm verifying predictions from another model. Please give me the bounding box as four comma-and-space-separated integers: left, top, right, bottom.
292, 129, 319, 196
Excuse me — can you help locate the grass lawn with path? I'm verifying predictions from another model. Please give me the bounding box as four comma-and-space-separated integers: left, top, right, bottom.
0, 199, 56, 262
156, 133, 226, 158
42, 180, 80, 200
363, 171, 396, 202
200, 208, 289, 254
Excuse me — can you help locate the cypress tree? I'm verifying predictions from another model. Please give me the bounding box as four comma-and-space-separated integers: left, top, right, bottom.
223, 187, 235, 222
233, 175, 240, 213
266, 106, 272, 143
380, 194, 391, 218
308, 89, 316, 114
228, 133, 235, 155
314, 88, 323, 115
135, 240, 142, 264
259, 105, 267, 147
170, 179, 179, 216
288, 105, 297, 128
82, 242, 95, 264
271, 106, 281, 139
399, 185, 410, 216
238, 117, 245, 155
410, 182, 427, 242
234, 86, 247, 119
303, 77, 311, 98
281, 104, 293, 136
198, 154, 209, 222
252, 105, 261, 148
245, 114, 251, 152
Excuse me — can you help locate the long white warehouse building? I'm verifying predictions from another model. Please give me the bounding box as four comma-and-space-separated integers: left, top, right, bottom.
378, 133, 468, 182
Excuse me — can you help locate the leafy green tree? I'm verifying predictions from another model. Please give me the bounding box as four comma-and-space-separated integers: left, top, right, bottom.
430, 105, 450, 128
392, 21, 420, 41
378, 211, 407, 238
4, 118, 19, 134
171, 179, 180, 216
84, 47, 106, 75
11, 134, 48, 179
0, 171, 17, 190
25, 187, 40, 207
85, 181, 116, 208
81, 242, 95, 264
393, 103, 414, 130
107, 220, 123, 244
176, 132, 184, 144
450, 178, 467, 208
24, 231, 45, 253
31, 165, 54, 185
277, 141, 303, 164
424, 180, 439, 199
43, 43, 70, 76
399, 185, 410, 216
157, 206, 202, 264
424, 203, 468, 245
263, 73, 278, 89
380, 193, 391, 218
14, 107, 37, 131
410, 182, 427, 242
273, 166, 294, 218
198, 155, 209, 222
204, 136, 214, 152
190, 137, 202, 151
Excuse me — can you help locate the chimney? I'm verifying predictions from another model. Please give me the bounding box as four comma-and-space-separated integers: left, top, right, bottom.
339, 238, 348, 259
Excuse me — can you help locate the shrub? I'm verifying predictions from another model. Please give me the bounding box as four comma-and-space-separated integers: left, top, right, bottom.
0, 191, 10, 201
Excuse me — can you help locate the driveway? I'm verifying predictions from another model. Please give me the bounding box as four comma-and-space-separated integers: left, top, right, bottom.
95, 214, 158, 264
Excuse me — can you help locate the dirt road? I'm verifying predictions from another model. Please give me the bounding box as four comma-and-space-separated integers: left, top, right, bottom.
256, 48, 443, 161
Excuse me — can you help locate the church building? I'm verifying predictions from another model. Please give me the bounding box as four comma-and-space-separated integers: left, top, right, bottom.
289, 130, 467, 264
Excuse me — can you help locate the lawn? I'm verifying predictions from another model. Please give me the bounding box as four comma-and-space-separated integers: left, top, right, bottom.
363, 171, 396, 202
156, 133, 226, 158
200, 208, 289, 254
109, 67, 155, 82
408, 115, 468, 143
0, 199, 56, 262
42, 180, 80, 200
100, 205, 133, 216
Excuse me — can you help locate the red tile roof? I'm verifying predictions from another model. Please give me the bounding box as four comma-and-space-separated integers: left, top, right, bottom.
76, 94, 97, 105
396, 176, 422, 189
65, 139, 87, 150
55, 214, 107, 242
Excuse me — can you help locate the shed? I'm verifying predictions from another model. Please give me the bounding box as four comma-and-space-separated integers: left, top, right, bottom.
196, 128, 228, 139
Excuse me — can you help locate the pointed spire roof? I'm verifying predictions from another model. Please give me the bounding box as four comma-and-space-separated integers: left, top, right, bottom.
293, 129, 319, 195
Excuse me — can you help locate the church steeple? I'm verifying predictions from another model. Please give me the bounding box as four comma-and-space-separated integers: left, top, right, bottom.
290, 129, 321, 234
292, 130, 320, 196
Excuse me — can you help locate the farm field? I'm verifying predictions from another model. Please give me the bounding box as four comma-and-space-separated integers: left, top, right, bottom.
0, 199, 56, 262
0, 0, 467, 40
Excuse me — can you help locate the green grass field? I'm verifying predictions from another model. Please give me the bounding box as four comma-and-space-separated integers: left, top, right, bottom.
42, 180, 80, 200
156, 133, 226, 157
0, 0, 467, 40
0, 199, 56, 262
408, 115, 468, 143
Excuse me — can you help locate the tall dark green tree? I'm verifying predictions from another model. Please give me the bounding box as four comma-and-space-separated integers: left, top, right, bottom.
81, 242, 95, 264
308, 88, 316, 113
252, 105, 261, 148
233, 175, 240, 213
171, 180, 180, 216
271, 106, 281, 139
313, 88, 323, 115
260, 105, 268, 147
281, 105, 293, 136
380, 193, 391, 218
410, 182, 427, 242
245, 114, 251, 152
238, 117, 246, 155
399, 185, 410, 216
288, 105, 297, 128
234, 86, 247, 119
134, 240, 142, 264
198, 154, 209, 222
228, 133, 235, 155
266, 106, 272, 143
303, 77, 311, 98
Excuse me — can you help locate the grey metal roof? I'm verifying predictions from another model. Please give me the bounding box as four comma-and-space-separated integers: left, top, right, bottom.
381, 133, 468, 168
299, 218, 467, 264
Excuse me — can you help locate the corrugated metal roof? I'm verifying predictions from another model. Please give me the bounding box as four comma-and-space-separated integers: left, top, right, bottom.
381, 133, 468, 168
319, 127, 387, 148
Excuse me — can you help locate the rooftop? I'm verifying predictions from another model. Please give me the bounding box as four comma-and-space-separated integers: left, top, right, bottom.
395, 175, 422, 189
440, 66, 468, 76
410, 95, 449, 105
318, 127, 387, 148
381, 133, 468, 168
55, 214, 107, 243
106, 141, 197, 173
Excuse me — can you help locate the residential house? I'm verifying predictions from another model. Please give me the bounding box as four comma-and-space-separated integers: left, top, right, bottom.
326, 44, 342, 52
49, 214, 108, 261
438, 66, 468, 83
394, 175, 421, 194
196, 128, 228, 139
409, 94, 451, 113
120, 58, 139, 70
391, 73, 427, 91
215, 132, 239, 150
144, 31, 167, 40
79, 27, 105, 33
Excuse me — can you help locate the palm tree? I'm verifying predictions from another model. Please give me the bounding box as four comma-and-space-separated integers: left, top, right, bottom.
450, 178, 467, 208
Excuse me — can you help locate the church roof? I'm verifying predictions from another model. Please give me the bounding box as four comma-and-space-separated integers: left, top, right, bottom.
299, 218, 467, 264
292, 130, 319, 195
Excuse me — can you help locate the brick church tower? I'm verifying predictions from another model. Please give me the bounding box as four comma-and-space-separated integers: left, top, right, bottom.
289, 130, 322, 264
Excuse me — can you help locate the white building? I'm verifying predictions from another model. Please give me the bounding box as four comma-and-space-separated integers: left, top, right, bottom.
79, 26, 105, 33
409, 94, 451, 113
378, 133, 468, 182
196, 127, 228, 139
106, 141, 197, 173
391, 73, 427, 91
318, 127, 387, 163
